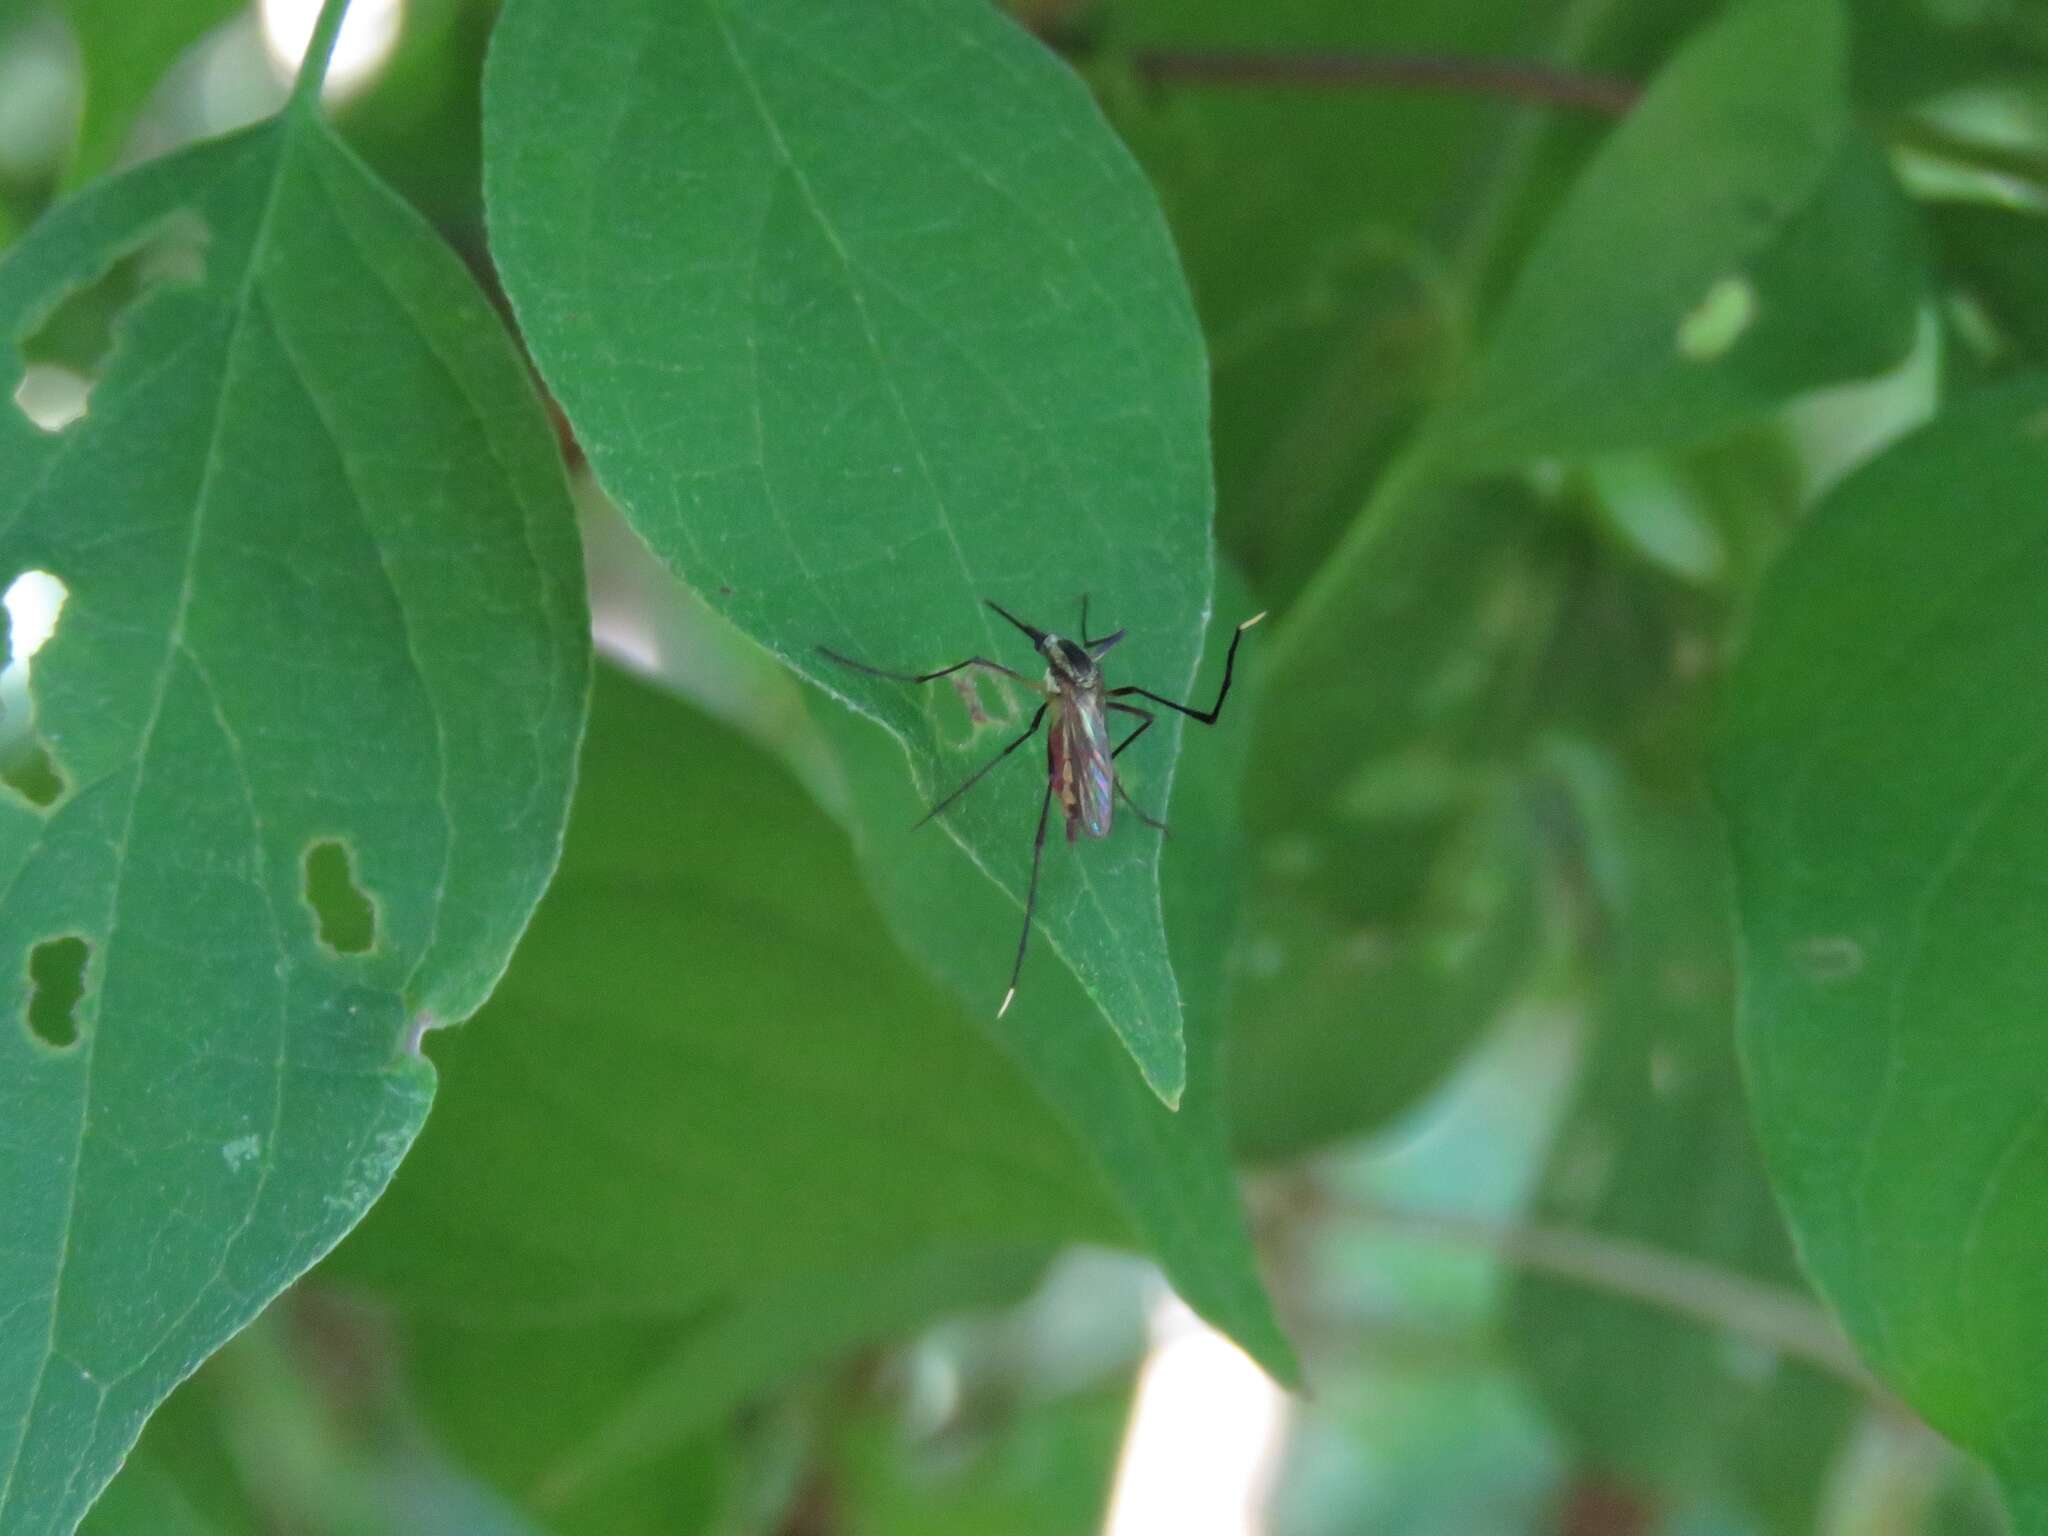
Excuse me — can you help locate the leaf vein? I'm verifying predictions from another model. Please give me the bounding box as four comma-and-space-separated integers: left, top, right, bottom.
0, 119, 302, 1519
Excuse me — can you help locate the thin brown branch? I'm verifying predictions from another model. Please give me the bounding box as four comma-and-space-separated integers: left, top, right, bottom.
1132, 49, 1640, 116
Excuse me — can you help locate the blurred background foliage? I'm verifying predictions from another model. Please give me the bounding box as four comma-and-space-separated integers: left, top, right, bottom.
6, 0, 2046, 1529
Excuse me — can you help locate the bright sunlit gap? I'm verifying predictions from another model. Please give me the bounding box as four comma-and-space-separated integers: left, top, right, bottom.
259, 0, 405, 98
4, 570, 67, 667
1, 570, 69, 763
11, 365, 90, 434
1101, 1295, 1291, 1536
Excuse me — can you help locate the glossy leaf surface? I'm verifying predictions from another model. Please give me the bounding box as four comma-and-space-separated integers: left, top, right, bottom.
1509, 763, 1852, 1527
559, 520, 1291, 1382
484, 0, 1213, 1102
333, 666, 1124, 1317
1427, 0, 1921, 470
812, 578, 1297, 1382
0, 97, 588, 1532
1721, 377, 2048, 1521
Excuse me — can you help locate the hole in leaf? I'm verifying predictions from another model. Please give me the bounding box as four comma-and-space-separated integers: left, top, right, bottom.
2, 740, 63, 807
11, 209, 209, 433
12, 365, 91, 432
25, 935, 88, 1048
1675, 273, 1758, 363
3, 568, 66, 667
1, 569, 69, 809
304, 839, 376, 954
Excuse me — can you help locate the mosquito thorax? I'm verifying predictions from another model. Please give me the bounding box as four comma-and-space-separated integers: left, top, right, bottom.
1040, 634, 1097, 689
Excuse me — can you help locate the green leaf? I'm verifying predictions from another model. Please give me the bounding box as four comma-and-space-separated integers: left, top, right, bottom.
1576, 432, 1805, 597
1101, 0, 1540, 335
59, 0, 241, 186
1845, 0, 2048, 110
0, 88, 588, 1534
1719, 376, 2048, 1519
79, 1325, 269, 1536
1581, 451, 1732, 587
483, 0, 1213, 1104
405, 1315, 730, 1536
87, 1299, 553, 1536
1229, 781, 1540, 1162
1426, 0, 1922, 471
1200, 236, 1461, 618
1506, 754, 1852, 1527
814, 572, 1296, 1383
538, 517, 1290, 1382
1097, 0, 1533, 614
331, 665, 1126, 1317
1932, 202, 2048, 370
833, 1381, 1130, 1536
420, 1251, 1046, 1517
1253, 468, 1566, 838
1222, 471, 1562, 1160
79, 1460, 232, 1536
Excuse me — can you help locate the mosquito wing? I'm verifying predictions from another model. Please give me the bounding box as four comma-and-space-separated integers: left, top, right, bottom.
1050, 686, 1115, 841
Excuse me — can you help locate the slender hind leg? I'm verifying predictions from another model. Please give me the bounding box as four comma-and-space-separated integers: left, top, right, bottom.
915, 702, 1048, 829
819, 646, 1047, 826
999, 781, 1058, 1018
818, 646, 1031, 688
1107, 701, 1167, 834
1106, 612, 1266, 724
1116, 781, 1169, 834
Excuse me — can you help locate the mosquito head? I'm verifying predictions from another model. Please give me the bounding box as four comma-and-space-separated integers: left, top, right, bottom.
1042, 634, 1097, 688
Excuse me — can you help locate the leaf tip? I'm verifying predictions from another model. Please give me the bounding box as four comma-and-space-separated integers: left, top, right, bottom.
1140, 1050, 1187, 1111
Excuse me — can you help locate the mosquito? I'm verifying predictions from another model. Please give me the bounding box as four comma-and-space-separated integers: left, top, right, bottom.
820, 597, 1266, 1018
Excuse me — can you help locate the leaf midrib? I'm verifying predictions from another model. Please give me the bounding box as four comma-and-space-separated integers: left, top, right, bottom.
0, 112, 302, 1528
702, 0, 1186, 1093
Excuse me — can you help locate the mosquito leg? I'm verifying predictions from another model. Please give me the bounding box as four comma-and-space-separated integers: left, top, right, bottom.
1107, 701, 1155, 758
1116, 778, 1169, 835
914, 701, 1048, 829
1105, 703, 1167, 833
818, 646, 1031, 687
1106, 611, 1266, 726
999, 780, 1058, 1018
